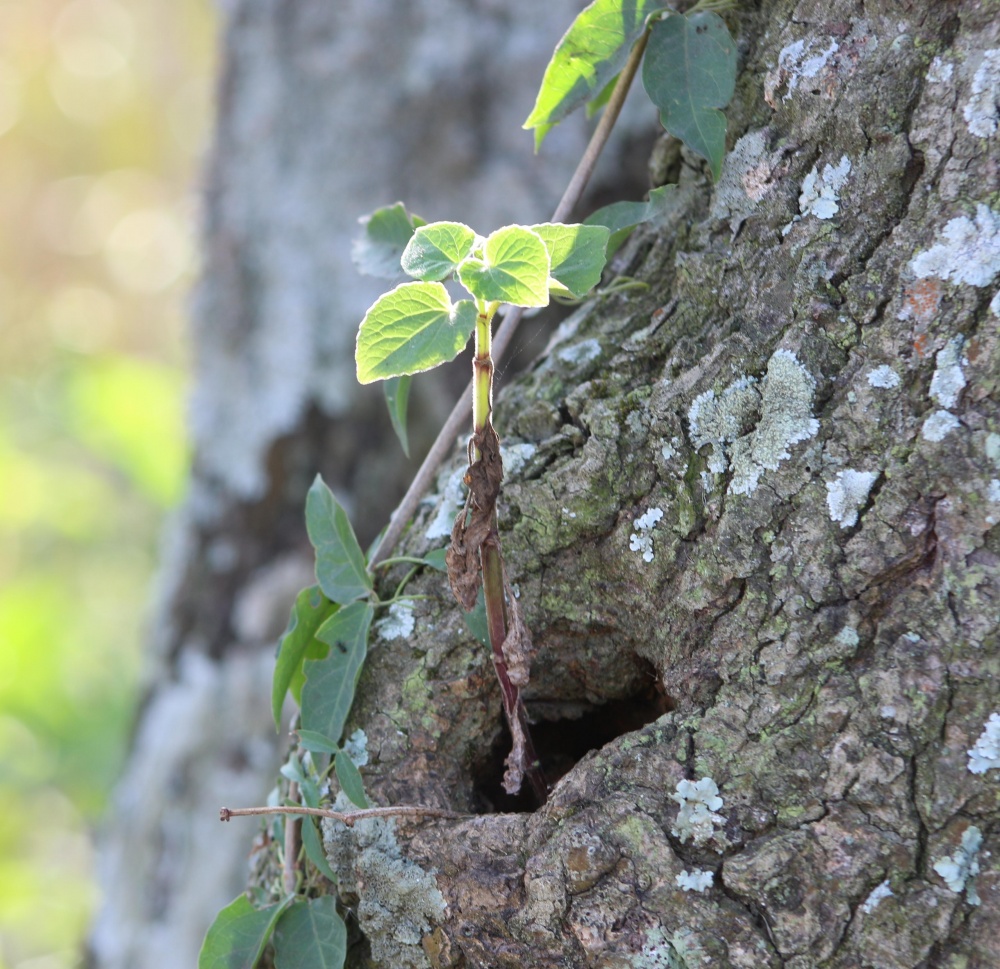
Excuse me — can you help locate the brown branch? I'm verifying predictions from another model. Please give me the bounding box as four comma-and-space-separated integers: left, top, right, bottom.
368, 31, 651, 567
220, 804, 469, 827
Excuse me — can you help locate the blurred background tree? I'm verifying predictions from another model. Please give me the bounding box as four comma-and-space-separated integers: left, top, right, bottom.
0, 2, 214, 966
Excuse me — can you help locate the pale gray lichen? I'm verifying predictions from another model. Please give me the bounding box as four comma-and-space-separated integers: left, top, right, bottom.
324, 794, 446, 969
861, 880, 893, 914
826, 469, 878, 528
835, 626, 860, 649
911, 203, 1000, 288
773, 38, 839, 101
930, 336, 967, 409
710, 130, 778, 232
932, 826, 983, 907
728, 350, 820, 496
987, 433, 1000, 467
967, 712, 1000, 775
502, 441, 537, 477
689, 351, 819, 496
991, 289, 1000, 317
424, 466, 466, 541
636, 926, 708, 969
376, 600, 416, 641
922, 410, 960, 442
671, 777, 724, 846
688, 377, 761, 474
928, 56, 954, 84
342, 729, 369, 767
867, 365, 900, 389
675, 868, 714, 892
630, 507, 664, 563
797, 155, 852, 220
556, 337, 602, 365
963, 49, 1000, 138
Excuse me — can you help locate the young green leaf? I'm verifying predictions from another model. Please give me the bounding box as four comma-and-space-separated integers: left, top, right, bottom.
401, 221, 477, 281
420, 547, 448, 572
584, 184, 675, 255
300, 601, 374, 746
295, 729, 340, 754
641, 11, 737, 181
462, 586, 489, 647
457, 225, 550, 307
272, 586, 338, 729
356, 282, 478, 383
383, 375, 412, 457
198, 894, 291, 969
523, 0, 665, 148
273, 898, 347, 969
305, 477, 372, 605
300, 817, 338, 882
528, 223, 610, 298
352, 202, 425, 279
334, 749, 370, 808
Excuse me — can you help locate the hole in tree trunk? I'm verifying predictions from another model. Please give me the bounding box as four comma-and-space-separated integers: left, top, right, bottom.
471, 661, 672, 813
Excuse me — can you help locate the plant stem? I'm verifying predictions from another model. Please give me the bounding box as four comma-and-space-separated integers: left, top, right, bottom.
368, 31, 650, 567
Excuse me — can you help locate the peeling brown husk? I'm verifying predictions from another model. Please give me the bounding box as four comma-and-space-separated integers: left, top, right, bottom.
446, 424, 503, 610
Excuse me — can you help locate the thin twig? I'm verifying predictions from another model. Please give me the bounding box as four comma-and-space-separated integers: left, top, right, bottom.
220, 804, 469, 827
368, 31, 650, 567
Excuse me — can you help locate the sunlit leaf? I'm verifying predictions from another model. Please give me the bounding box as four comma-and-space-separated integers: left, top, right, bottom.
401, 221, 477, 281
335, 749, 369, 808
273, 897, 346, 969
356, 282, 477, 383
272, 586, 337, 729
383, 375, 412, 457
523, 0, 665, 148
352, 202, 426, 279
641, 11, 737, 181
528, 223, 610, 297
305, 477, 372, 605
457, 225, 550, 306
300, 601, 373, 746
199, 894, 291, 969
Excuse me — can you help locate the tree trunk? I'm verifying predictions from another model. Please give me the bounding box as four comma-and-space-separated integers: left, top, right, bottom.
93, 1, 1000, 968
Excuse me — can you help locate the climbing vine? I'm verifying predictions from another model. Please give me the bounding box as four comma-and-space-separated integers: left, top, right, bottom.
199, 1, 738, 965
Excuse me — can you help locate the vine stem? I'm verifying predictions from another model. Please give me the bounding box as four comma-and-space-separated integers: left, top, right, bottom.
368, 29, 650, 567
220, 804, 468, 826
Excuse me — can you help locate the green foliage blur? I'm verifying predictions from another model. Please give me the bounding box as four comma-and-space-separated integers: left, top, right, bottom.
0, 1, 214, 966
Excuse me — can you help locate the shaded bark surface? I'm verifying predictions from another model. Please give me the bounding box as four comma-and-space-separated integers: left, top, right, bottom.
95, 0, 1000, 967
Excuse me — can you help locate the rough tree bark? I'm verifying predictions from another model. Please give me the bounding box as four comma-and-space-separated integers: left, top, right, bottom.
94, 1, 1000, 968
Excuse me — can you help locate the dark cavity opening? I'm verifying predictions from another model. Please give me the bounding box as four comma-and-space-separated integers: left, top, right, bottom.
471, 664, 672, 813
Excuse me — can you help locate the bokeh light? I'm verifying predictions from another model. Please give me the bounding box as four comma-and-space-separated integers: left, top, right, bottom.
0, 0, 215, 966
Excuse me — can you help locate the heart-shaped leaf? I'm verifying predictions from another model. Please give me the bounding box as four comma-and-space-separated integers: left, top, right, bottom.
356, 281, 477, 383
528, 223, 610, 297
457, 225, 550, 306
273, 898, 346, 969
401, 221, 477, 280
352, 202, 425, 279
524, 0, 665, 149
642, 12, 737, 181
